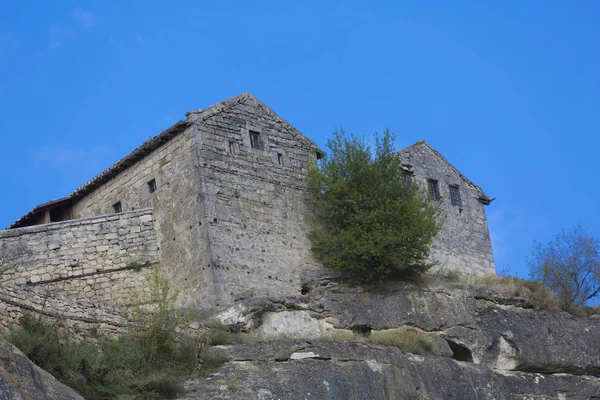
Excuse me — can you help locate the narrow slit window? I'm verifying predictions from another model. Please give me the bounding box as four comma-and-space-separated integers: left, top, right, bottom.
148, 179, 157, 193
229, 141, 235, 154
428, 179, 441, 201
113, 201, 122, 213
449, 185, 462, 207
249, 130, 261, 149
402, 171, 413, 188
277, 152, 283, 166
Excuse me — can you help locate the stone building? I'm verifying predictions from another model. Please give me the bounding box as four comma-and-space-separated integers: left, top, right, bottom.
397, 141, 495, 275
2, 93, 495, 308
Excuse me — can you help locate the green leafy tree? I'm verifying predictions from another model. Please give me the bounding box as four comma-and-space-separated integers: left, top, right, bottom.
307, 128, 442, 283
528, 224, 600, 310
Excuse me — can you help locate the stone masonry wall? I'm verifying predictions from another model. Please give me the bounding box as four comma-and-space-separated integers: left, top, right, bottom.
397, 143, 496, 275
0, 209, 158, 305
190, 95, 321, 305
0, 284, 127, 340
71, 126, 216, 306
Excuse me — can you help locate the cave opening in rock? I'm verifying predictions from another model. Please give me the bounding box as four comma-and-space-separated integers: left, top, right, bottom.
446, 340, 473, 362
301, 283, 311, 295
350, 325, 372, 336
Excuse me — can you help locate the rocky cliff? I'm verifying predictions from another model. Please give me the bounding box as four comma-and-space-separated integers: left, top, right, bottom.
178, 271, 600, 399
2, 270, 600, 399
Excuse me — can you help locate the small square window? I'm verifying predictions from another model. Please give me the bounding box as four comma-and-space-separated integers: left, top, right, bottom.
148, 179, 157, 193
277, 152, 283, 166
249, 130, 261, 149
428, 179, 441, 201
402, 171, 413, 188
229, 141, 235, 155
113, 201, 122, 213
449, 185, 462, 207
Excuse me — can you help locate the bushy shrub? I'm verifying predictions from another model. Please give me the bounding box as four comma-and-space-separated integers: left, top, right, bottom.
9, 268, 208, 399
308, 129, 442, 283
528, 225, 600, 310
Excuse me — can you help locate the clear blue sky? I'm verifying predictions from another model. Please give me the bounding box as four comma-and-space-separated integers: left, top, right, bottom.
1, 1, 599, 279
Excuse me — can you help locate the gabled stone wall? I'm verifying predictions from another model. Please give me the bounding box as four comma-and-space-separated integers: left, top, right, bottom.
0, 209, 158, 305
190, 96, 321, 304
397, 143, 495, 275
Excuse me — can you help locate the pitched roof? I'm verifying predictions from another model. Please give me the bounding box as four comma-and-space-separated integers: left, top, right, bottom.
398, 140, 494, 205
8, 93, 323, 229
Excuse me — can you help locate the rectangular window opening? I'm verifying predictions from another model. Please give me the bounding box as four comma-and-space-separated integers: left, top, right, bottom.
148, 178, 157, 193
428, 179, 441, 201
449, 185, 462, 207
402, 171, 413, 188
229, 141, 235, 155
113, 201, 122, 213
249, 130, 261, 149
277, 152, 283, 166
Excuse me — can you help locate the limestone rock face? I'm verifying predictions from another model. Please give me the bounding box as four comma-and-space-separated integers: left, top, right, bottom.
0, 339, 83, 400
180, 341, 600, 400
196, 271, 600, 399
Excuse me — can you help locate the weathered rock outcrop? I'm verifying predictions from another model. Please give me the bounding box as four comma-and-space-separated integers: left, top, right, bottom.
181, 341, 600, 400
211, 271, 600, 375
184, 270, 600, 399
0, 339, 83, 400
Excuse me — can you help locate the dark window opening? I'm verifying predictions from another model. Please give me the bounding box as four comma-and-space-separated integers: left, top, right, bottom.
428, 179, 441, 201
249, 130, 261, 149
229, 141, 235, 154
277, 152, 284, 166
113, 201, 122, 213
49, 205, 71, 223
402, 171, 413, 188
449, 185, 462, 207
148, 179, 157, 193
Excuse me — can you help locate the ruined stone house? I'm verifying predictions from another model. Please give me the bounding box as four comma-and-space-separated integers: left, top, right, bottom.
0, 93, 495, 307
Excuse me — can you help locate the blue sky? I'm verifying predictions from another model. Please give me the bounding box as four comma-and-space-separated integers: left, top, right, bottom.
1, 1, 599, 279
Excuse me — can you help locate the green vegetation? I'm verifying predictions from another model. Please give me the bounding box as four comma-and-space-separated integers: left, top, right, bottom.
528, 224, 600, 311
368, 328, 435, 355
8, 268, 217, 399
319, 327, 436, 356
203, 320, 262, 345
9, 313, 202, 399
308, 128, 442, 283
126, 260, 151, 272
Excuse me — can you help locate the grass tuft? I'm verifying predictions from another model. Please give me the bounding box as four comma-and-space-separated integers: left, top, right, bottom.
319, 327, 436, 356
472, 275, 561, 312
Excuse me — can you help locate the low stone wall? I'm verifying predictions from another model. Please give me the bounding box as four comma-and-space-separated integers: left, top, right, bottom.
0, 284, 127, 340
0, 209, 158, 305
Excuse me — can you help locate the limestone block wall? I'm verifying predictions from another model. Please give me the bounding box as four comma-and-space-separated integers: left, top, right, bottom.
191, 95, 321, 304
0, 284, 127, 340
397, 143, 496, 275
71, 126, 215, 306
0, 209, 158, 305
